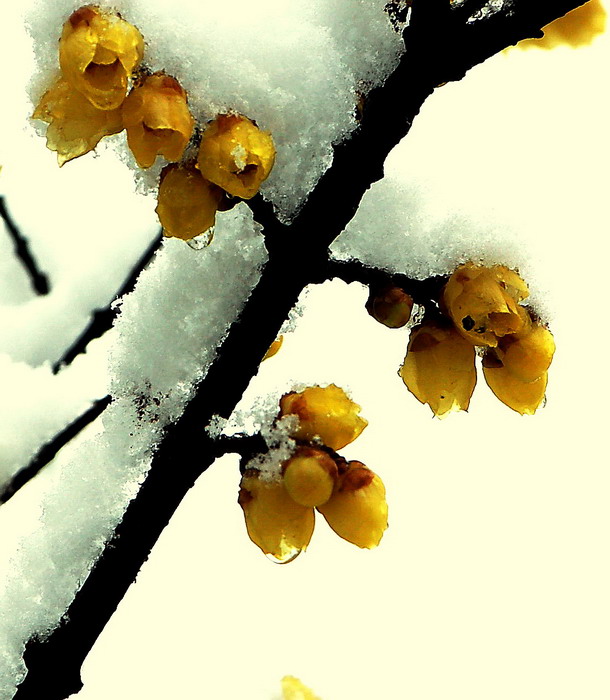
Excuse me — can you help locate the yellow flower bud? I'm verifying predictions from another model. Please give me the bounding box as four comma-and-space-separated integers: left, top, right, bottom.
59, 6, 144, 110
399, 320, 477, 417
238, 470, 314, 563
282, 446, 338, 508
262, 335, 283, 361
279, 384, 367, 451
366, 285, 413, 328
281, 676, 321, 700
197, 114, 275, 199
317, 460, 388, 549
122, 74, 195, 168
443, 262, 530, 347
482, 350, 547, 415
155, 164, 223, 242
496, 323, 555, 383
32, 76, 123, 166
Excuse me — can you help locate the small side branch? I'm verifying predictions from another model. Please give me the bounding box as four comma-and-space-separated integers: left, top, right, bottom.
0, 196, 50, 296
52, 229, 163, 373
0, 396, 112, 505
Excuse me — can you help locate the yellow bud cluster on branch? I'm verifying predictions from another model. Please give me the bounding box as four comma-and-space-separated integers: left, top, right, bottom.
398, 262, 555, 416
238, 385, 388, 563
32, 5, 276, 244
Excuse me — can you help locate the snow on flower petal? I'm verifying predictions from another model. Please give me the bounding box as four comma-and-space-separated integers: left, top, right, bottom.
197, 114, 275, 199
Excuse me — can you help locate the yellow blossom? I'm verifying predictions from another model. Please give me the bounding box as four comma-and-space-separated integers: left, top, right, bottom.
282, 446, 338, 508
443, 262, 530, 347
197, 114, 275, 199
496, 322, 555, 383
32, 76, 123, 166
366, 285, 414, 328
317, 460, 388, 549
59, 5, 144, 110
399, 320, 477, 417
518, 0, 606, 50
238, 469, 314, 563
122, 74, 195, 168
155, 164, 223, 242
279, 384, 367, 451
482, 350, 547, 414
281, 676, 322, 700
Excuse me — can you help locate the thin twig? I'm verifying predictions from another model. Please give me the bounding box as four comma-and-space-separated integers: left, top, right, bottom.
0, 396, 112, 505
0, 196, 50, 296
52, 229, 163, 373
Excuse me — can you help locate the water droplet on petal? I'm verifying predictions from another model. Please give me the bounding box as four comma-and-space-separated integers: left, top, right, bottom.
186, 228, 214, 250
265, 547, 302, 564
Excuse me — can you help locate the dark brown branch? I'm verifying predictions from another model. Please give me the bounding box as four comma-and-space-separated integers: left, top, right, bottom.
15, 2, 588, 697
0, 196, 50, 296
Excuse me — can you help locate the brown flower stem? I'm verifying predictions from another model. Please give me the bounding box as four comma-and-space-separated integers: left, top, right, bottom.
15, 2, 587, 697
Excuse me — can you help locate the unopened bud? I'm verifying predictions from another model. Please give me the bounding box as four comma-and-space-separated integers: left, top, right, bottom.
366, 285, 413, 328
317, 460, 388, 549
279, 384, 367, 451
282, 446, 338, 508
496, 322, 555, 383
155, 164, 223, 241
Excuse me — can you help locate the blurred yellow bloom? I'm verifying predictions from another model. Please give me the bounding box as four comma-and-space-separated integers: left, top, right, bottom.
279, 384, 368, 451
366, 284, 414, 328
317, 460, 388, 549
518, 0, 606, 50
443, 262, 530, 347
262, 335, 283, 361
197, 114, 275, 199
482, 350, 548, 414
155, 164, 223, 242
496, 322, 555, 383
59, 5, 144, 110
281, 675, 322, 700
122, 74, 195, 168
282, 446, 338, 508
399, 320, 477, 417
32, 76, 123, 166
238, 469, 314, 563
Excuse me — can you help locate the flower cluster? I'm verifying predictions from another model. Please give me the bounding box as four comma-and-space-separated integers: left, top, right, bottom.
397, 263, 555, 416
238, 385, 388, 563
32, 5, 275, 244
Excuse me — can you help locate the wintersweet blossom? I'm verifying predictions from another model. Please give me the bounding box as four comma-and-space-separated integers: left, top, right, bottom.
59, 5, 144, 110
